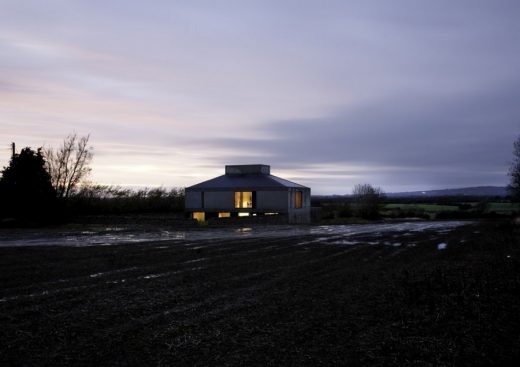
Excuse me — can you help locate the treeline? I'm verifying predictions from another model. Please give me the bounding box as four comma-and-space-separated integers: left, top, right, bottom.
313, 195, 517, 221
66, 186, 185, 215
0, 135, 186, 226
312, 194, 511, 205
312, 183, 386, 220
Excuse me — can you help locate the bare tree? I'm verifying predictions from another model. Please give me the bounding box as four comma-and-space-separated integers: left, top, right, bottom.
509, 135, 520, 202
352, 183, 385, 219
45, 133, 93, 198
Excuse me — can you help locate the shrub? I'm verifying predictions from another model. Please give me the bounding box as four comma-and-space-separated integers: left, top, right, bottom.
352, 183, 385, 219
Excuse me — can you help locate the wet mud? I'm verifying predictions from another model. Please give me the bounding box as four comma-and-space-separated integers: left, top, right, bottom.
0, 221, 519, 366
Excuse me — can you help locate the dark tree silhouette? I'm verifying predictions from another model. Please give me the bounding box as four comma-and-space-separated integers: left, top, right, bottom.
352, 183, 385, 219
44, 133, 93, 198
509, 135, 520, 201
0, 147, 56, 220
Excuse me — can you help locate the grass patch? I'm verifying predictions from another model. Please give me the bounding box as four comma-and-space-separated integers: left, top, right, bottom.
487, 202, 520, 213
385, 203, 460, 212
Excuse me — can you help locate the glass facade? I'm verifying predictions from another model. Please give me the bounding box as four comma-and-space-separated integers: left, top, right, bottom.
234, 191, 254, 208
295, 191, 302, 209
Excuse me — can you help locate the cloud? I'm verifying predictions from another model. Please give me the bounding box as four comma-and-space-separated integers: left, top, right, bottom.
199, 83, 520, 192
1, 1, 520, 192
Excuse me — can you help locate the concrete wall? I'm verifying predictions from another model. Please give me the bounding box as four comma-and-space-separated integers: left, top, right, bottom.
225, 165, 270, 175
186, 189, 290, 212
204, 191, 235, 210
186, 187, 311, 223
256, 190, 289, 211
287, 188, 311, 223
185, 190, 202, 209
288, 209, 311, 224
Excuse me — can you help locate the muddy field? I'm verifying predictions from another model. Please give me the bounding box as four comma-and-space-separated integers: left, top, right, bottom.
1, 221, 519, 366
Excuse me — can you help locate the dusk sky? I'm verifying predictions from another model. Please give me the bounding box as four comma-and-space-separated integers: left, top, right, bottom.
1, 0, 519, 194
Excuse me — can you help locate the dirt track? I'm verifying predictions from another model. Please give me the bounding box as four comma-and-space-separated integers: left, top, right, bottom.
1, 221, 519, 366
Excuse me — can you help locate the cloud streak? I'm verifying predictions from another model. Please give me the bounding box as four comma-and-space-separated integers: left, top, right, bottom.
201, 83, 520, 192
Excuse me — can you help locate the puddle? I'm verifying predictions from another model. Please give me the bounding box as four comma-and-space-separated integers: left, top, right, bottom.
0, 221, 471, 247
437, 243, 448, 250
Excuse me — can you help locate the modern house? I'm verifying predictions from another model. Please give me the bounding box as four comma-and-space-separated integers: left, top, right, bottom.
185, 164, 311, 223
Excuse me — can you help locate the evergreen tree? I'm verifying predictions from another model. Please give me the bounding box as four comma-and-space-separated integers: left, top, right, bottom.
0, 147, 56, 220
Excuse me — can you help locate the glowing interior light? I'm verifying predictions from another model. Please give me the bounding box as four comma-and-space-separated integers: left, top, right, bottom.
295, 191, 302, 209
192, 212, 205, 221
234, 192, 253, 208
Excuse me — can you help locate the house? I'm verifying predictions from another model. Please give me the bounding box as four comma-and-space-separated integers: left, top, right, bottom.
185, 164, 311, 223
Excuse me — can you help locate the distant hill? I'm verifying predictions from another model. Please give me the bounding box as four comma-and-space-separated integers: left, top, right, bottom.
314, 186, 509, 199
385, 186, 509, 198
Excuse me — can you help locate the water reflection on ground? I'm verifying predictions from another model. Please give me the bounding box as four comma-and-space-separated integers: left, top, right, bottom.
0, 221, 470, 247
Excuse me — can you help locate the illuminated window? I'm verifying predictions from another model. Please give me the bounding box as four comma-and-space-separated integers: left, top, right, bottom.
234, 191, 254, 208
192, 212, 205, 221
218, 212, 231, 218
295, 191, 302, 209
238, 212, 250, 217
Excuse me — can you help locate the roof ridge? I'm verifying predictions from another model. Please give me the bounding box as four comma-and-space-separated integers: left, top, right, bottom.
186, 172, 308, 189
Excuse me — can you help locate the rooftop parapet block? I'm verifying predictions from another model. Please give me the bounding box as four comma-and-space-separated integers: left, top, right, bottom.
225, 164, 270, 175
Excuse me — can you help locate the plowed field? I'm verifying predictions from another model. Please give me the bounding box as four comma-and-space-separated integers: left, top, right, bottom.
1, 221, 519, 366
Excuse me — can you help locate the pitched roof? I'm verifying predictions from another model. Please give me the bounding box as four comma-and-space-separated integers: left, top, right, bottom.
187, 173, 308, 190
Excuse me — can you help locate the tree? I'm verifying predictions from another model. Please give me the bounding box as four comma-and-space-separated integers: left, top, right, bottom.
509, 135, 520, 202
0, 147, 56, 219
352, 183, 385, 219
45, 133, 93, 198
